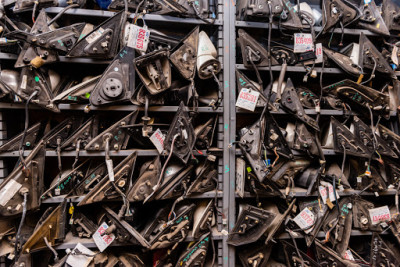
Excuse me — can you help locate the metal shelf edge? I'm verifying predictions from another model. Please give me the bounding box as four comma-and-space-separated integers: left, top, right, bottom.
45, 7, 222, 25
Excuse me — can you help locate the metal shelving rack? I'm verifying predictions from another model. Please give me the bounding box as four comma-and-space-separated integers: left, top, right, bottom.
0, 2, 229, 266
226, 1, 400, 266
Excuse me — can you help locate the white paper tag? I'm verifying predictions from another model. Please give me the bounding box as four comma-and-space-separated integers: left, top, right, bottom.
294, 33, 314, 53
66, 243, 95, 267
149, 128, 165, 154
127, 25, 150, 52
0, 179, 22, 206
105, 159, 114, 182
86, 27, 104, 44
319, 186, 328, 204
369, 206, 391, 225
20, 75, 27, 90
293, 208, 315, 231
392, 46, 399, 66
93, 223, 115, 252
364, 0, 371, 4
236, 158, 245, 198
236, 88, 260, 111
327, 183, 339, 203
315, 43, 323, 64
343, 250, 355, 261
357, 176, 362, 183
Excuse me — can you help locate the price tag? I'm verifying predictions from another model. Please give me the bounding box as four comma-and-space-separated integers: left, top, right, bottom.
320, 182, 339, 204
315, 43, 323, 64
293, 208, 315, 232
236, 88, 260, 112
127, 24, 150, 52
369, 206, 391, 225
105, 159, 114, 182
364, 0, 371, 4
149, 128, 165, 154
343, 250, 355, 261
66, 243, 95, 267
294, 33, 314, 53
0, 179, 22, 206
392, 46, 399, 66
86, 27, 105, 44
93, 222, 115, 252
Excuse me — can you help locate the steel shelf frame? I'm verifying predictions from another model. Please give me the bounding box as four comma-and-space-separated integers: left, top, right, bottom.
226, 1, 400, 266
0, 2, 228, 266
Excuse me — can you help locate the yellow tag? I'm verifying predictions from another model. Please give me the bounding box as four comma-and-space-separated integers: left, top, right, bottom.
357, 74, 364, 84
376, 23, 380, 29
69, 205, 74, 215
326, 198, 334, 209
246, 167, 252, 173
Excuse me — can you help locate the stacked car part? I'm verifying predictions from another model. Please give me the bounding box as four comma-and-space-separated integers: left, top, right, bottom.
227, 0, 400, 265
0, 0, 227, 266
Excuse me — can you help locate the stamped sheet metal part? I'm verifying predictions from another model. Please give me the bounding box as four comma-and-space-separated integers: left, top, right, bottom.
227, 204, 276, 246
292, 122, 320, 157
40, 160, 91, 201
324, 79, 390, 118
51, 76, 100, 104
329, 117, 371, 158
352, 116, 397, 159
321, 197, 353, 256
359, 0, 390, 36
77, 151, 137, 205
281, 78, 319, 131
238, 242, 272, 267
164, 102, 196, 164
60, 116, 99, 151
383, 0, 400, 32
142, 203, 195, 250
378, 124, 400, 158
282, 240, 320, 267
175, 233, 210, 267
127, 156, 161, 202
170, 26, 199, 81
186, 157, 218, 195
323, 47, 362, 77
370, 233, 400, 267
0, 122, 42, 152
264, 199, 295, 245
6, 23, 86, 53
314, 240, 359, 267
89, 47, 135, 106
21, 201, 67, 253
0, 141, 45, 216
16, 67, 60, 112
43, 117, 83, 149
67, 11, 127, 59
238, 29, 278, 68
359, 32, 396, 78
321, 0, 361, 34
192, 199, 215, 239
265, 109, 293, 159
85, 111, 138, 151
351, 196, 381, 232
74, 162, 108, 196
299, 200, 329, 247
236, 0, 283, 21
134, 48, 171, 95
102, 205, 150, 248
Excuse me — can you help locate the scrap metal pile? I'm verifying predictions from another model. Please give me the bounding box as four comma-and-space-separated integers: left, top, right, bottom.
232, 0, 400, 265
0, 0, 223, 265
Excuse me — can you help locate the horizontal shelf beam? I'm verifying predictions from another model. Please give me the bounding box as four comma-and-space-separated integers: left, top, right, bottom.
45, 7, 222, 25
0, 103, 223, 113
0, 148, 222, 157
42, 191, 223, 204
239, 188, 398, 198
276, 230, 388, 240
235, 21, 380, 37
236, 107, 397, 117
236, 64, 400, 77
235, 148, 343, 156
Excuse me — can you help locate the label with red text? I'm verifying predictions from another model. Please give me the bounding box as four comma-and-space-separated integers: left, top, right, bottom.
150, 128, 165, 154
236, 88, 260, 111
294, 33, 314, 53
127, 25, 150, 52
319, 182, 339, 204
93, 222, 115, 252
293, 208, 315, 231
369, 206, 391, 225
343, 250, 355, 261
